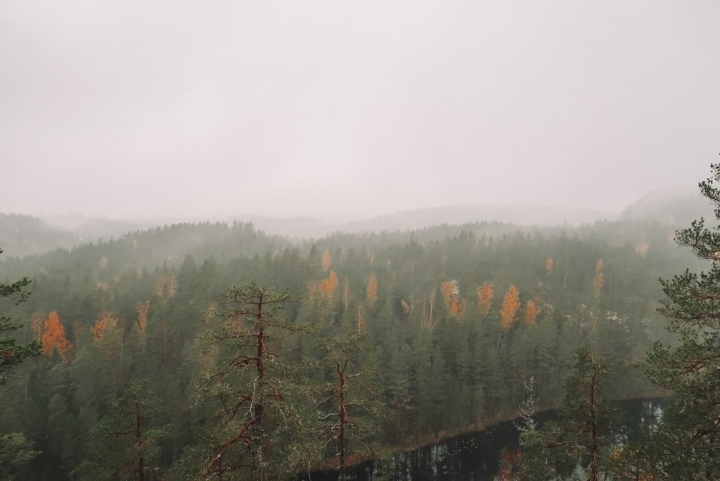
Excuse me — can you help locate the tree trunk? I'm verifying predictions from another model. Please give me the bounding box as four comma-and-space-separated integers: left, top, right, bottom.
589, 373, 598, 481
338, 369, 346, 481
253, 297, 266, 481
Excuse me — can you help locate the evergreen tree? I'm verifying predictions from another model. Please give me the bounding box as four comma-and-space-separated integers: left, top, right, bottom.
519, 345, 618, 481
0, 247, 41, 478
314, 330, 380, 480
74, 378, 169, 480
641, 163, 720, 480
0, 433, 38, 480
0, 248, 41, 385
196, 283, 305, 480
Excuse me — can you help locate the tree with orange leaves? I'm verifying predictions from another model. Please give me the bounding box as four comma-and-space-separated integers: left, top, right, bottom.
441, 281, 461, 316
545, 258, 554, 276
594, 259, 605, 298
41, 312, 72, 356
136, 301, 149, 333
92, 311, 118, 342
524, 300, 538, 325
441, 281, 455, 305
321, 249, 331, 272
366, 275, 378, 306
319, 271, 339, 296
477, 283, 493, 319
500, 285, 520, 329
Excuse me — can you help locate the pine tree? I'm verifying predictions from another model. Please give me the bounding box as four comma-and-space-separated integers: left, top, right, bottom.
74, 378, 169, 481
0, 247, 40, 477
197, 283, 305, 480
641, 163, 720, 479
519, 345, 618, 481
0, 433, 39, 480
314, 330, 380, 480
0, 248, 41, 384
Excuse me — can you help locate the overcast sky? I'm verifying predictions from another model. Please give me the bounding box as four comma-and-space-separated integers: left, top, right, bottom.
1, 1, 719, 220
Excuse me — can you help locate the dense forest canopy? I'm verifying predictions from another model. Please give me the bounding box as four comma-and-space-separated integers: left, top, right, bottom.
0, 213, 710, 479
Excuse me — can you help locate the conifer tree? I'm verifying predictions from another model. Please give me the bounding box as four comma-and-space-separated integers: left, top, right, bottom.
0, 433, 38, 480
519, 345, 618, 481
197, 283, 305, 480
641, 163, 720, 479
0, 247, 41, 477
74, 378, 169, 481
314, 330, 380, 480
0, 248, 41, 384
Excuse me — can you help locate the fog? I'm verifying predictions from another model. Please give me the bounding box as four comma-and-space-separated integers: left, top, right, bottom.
2, 1, 719, 222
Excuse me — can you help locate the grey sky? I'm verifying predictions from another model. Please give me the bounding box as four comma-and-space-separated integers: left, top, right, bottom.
1, 1, 719, 220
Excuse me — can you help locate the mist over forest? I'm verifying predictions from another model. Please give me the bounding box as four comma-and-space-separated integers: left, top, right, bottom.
2, 1, 720, 480
1, 183, 718, 480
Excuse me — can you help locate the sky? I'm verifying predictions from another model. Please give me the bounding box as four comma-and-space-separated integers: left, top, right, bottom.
1, 1, 720, 220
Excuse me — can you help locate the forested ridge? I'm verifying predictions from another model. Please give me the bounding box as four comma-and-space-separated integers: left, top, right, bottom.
0, 216, 707, 479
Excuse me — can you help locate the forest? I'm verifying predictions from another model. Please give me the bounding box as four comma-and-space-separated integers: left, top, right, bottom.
0, 177, 718, 480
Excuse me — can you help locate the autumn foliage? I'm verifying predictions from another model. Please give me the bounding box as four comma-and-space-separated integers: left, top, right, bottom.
366, 275, 378, 305
155, 275, 177, 298
594, 259, 605, 298
92, 311, 118, 342
42, 312, 72, 356
500, 285, 520, 329
477, 283, 493, 317
441, 281, 455, 305
319, 271, 339, 296
545, 258, 554, 275
136, 301, 149, 333
524, 300, 538, 325
321, 249, 331, 272
441, 281, 461, 316
167, 276, 177, 298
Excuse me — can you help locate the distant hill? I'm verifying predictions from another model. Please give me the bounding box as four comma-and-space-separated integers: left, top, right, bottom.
43, 215, 153, 242
0, 214, 81, 258
619, 186, 715, 226
226, 204, 616, 238
341, 204, 615, 233
5, 190, 715, 260
0, 214, 155, 259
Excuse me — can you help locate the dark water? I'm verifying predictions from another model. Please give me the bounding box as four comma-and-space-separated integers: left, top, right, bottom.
305, 398, 665, 481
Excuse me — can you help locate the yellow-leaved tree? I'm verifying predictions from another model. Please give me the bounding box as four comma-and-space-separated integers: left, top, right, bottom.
366, 275, 378, 306
42, 312, 72, 357
500, 285, 520, 330
321, 249, 331, 272
594, 259, 605, 298
524, 300, 538, 325
477, 283, 493, 319
545, 258, 554, 276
